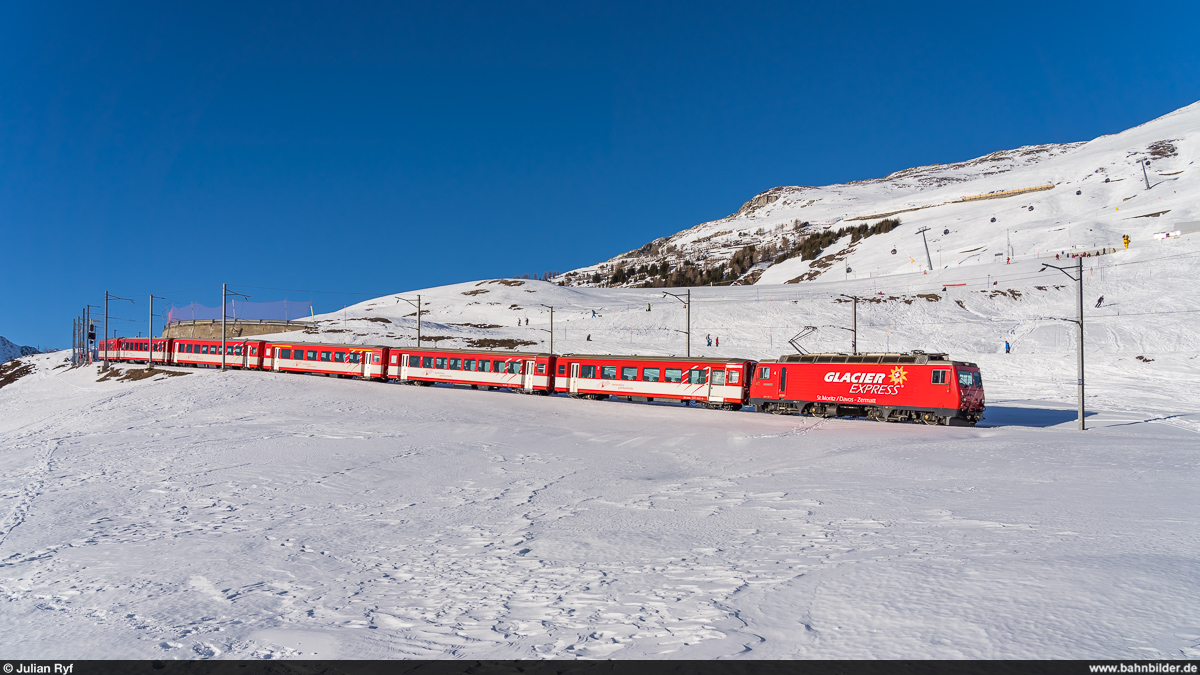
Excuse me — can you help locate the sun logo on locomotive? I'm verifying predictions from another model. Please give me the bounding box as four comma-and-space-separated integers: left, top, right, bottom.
889, 366, 908, 385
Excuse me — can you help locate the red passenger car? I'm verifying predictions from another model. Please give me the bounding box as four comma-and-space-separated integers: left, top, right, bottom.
263, 341, 389, 379
387, 347, 556, 393
555, 354, 753, 409
749, 352, 985, 425
172, 339, 266, 369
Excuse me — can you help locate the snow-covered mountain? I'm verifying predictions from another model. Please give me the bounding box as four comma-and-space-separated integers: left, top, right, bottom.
556, 101, 1199, 288
0, 336, 41, 364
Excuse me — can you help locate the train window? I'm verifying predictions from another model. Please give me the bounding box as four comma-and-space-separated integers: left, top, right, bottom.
600, 366, 617, 380
319, 351, 331, 362
728, 370, 739, 384
463, 359, 475, 371
349, 353, 361, 364
389, 354, 397, 364
266, 348, 272, 357
235, 346, 243, 356
581, 365, 596, 379
280, 348, 292, 359
494, 360, 505, 373
422, 356, 433, 368
758, 366, 770, 379
334, 352, 345, 363
621, 366, 637, 380
307, 350, 318, 361
687, 369, 707, 384
536, 363, 545, 374
201, 345, 209, 354
407, 355, 418, 367
711, 371, 726, 386
250, 347, 257, 356
665, 368, 682, 383
509, 361, 522, 374
479, 359, 491, 372
642, 367, 660, 382
185, 344, 193, 353
958, 371, 976, 387
973, 372, 982, 387
435, 357, 446, 369
932, 369, 948, 385
557, 364, 566, 375
448, 358, 460, 370
372, 354, 381, 364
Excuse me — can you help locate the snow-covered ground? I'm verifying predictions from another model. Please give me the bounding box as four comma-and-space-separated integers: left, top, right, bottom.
3, 235, 1199, 658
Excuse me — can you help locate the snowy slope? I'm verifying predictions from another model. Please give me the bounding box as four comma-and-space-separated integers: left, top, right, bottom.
556, 100, 1200, 289
1, 350, 1197, 659
0, 335, 41, 364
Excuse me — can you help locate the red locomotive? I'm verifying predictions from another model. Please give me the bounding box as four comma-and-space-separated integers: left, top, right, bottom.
749, 352, 984, 425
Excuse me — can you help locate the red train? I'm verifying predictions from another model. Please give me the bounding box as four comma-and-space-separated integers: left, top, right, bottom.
96, 338, 985, 425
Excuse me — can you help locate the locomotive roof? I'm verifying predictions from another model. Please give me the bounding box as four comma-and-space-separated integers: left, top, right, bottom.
560, 353, 754, 364
774, 351, 976, 367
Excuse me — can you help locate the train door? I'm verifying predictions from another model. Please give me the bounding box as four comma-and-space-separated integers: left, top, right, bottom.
707, 367, 725, 403
569, 363, 580, 393
523, 359, 535, 392
396, 353, 406, 380
778, 366, 788, 398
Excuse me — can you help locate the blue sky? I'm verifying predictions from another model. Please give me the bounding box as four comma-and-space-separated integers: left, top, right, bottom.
2, 1, 1198, 349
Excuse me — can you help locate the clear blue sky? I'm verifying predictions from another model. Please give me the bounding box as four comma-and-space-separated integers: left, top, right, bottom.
2, 1, 1198, 349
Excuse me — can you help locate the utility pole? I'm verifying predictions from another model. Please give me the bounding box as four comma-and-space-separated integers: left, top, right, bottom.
1041, 257, 1086, 431
103, 291, 134, 371
86, 305, 100, 364
1142, 159, 1151, 190
221, 284, 250, 371
839, 294, 858, 354
72, 317, 78, 365
539, 304, 554, 353
148, 294, 166, 369
916, 227, 934, 271
663, 289, 691, 357
399, 295, 422, 346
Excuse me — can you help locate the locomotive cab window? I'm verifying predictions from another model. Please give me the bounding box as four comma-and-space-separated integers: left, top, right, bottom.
958, 371, 979, 387
643, 367, 660, 382
665, 368, 683, 383
758, 366, 771, 380
932, 369, 949, 385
